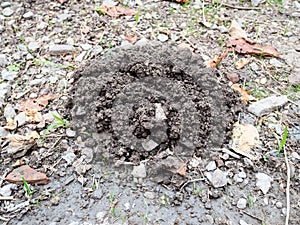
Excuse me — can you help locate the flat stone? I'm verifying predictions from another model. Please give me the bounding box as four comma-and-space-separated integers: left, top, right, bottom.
92, 188, 103, 199
0, 184, 16, 196
29, 78, 44, 85
131, 164, 146, 178
62, 151, 76, 165
58, 13, 71, 21
248, 95, 289, 117
103, 0, 118, 5
144, 191, 155, 199
206, 161, 217, 171
80, 43, 92, 51
66, 128, 76, 137
256, 172, 273, 194
1, 69, 18, 81
207, 168, 227, 188
251, 0, 263, 6
0, 54, 7, 66
237, 198, 247, 209
1, 2, 11, 8
28, 41, 40, 52
269, 58, 285, 67
0, 127, 10, 137
276, 201, 283, 209
291, 152, 300, 160
157, 33, 168, 42
239, 219, 249, 225
0, 82, 11, 99
4, 104, 16, 120
238, 171, 247, 178
23, 11, 34, 18
2, 7, 14, 17
288, 69, 300, 85
170, 33, 180, 42
233, 174, 243, 183
15, 112, 26, 127
49, 44, 76, 55
142, 139, 159, 151
155, 103, 167, 121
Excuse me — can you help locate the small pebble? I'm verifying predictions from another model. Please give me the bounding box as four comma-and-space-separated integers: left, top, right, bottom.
276, 201, 283, 209
237, 198, 247, 209
2, 7, 14, 17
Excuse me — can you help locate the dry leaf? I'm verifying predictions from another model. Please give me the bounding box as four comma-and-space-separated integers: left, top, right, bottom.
18, 93, 56, 112
227, 38, 280, 58
5, 165, 50, 185
3, 118, 17, 131
12, 159, 24, 167
177, 163, 187, 176
229, 20, 248, 40
124, 34, 138, 44
98, 4, 136, 18
231, 123, 260, 160
235, 57, 251, 69
205, 52, 227, 68
25, 109, 43, 123
4, 131, 39, 158
231, 84, 256, 102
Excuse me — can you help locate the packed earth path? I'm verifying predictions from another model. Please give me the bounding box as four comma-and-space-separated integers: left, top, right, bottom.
0, 0, 300, 225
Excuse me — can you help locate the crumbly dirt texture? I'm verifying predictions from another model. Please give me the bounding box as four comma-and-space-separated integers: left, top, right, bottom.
0, 0, 299, 225
68, 44, 241, 168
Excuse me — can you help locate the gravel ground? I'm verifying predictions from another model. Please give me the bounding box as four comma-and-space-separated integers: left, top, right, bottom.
0, 0, 300, 225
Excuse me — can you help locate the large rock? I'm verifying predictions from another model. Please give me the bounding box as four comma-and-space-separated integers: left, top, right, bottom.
248, 96, 288, 117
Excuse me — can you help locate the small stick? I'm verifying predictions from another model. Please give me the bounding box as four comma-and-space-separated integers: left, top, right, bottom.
0, 196, 14, 201
180, 178, 205, 192
284, 146, 290, 225
242, 210, 264, 222
0, 169, 9, 187
221, 3, 262, 10
0, 216, 9, 222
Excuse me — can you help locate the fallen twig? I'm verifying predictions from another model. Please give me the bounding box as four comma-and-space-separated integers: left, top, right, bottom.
180, 178, 205, 192
0, 196, 14, 201
242, 210, 264, 222
284, 146, 290, 225
221, 3, 262, 10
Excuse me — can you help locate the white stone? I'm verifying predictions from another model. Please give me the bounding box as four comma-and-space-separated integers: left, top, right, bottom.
256, 173, 273, 194
131, 164, 146, 178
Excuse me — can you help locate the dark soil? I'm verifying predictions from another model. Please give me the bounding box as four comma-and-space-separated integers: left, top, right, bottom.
68, 44, 241, 181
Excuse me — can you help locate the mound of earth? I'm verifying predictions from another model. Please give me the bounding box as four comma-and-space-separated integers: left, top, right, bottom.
68, 43, 241, 183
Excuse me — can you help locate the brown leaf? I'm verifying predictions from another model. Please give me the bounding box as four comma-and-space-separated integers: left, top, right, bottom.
98, 4, 136, 18
177, 163, 187, 177
231, 84, 256, 103
18, 93, 56, 112
124, 34, 138, 44
205, 52, 227, 68
3, 118, 17, 131
231, 123, 260, 160
226, 38, 280, 58
25, 109, 43, 123
235, 57, 251, 69
229, 20, 248, 40
5, 165, 50, 185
